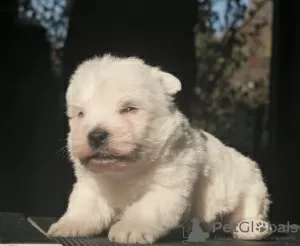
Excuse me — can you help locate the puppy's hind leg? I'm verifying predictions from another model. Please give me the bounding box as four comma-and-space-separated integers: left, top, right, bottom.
227, 184, 272, 240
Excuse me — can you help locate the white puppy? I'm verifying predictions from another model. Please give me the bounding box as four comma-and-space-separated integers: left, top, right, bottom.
48, 54, 271, 244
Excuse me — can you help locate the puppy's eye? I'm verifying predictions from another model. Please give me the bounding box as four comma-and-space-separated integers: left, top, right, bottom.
78, 111, 85, 118
120, 107, 137, 114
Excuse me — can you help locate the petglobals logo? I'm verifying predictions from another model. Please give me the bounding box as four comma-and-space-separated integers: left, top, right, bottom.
181, 218, 299, 244
212, 220, 299, 235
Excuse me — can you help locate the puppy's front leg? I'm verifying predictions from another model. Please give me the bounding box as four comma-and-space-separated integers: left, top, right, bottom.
48, 181, 114, 237
108, 186, 188, 244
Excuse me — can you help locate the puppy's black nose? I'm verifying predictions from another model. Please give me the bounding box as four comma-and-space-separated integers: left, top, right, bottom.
88, 129, 109, 149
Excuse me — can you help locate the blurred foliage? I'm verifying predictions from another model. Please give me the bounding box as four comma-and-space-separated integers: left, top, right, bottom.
18, 0, 70, 50
192, 0, 272, 155
18, 0, 73, 77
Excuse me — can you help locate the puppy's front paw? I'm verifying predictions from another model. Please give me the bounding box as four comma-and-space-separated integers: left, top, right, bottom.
232, 219, 272, 240
108, 220, 162, 244
48, 216, 103, 237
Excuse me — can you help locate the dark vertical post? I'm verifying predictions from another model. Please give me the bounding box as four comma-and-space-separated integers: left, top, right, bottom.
0, 0, 18, 214
267, 0, 300, 224
10, 25, 67, 217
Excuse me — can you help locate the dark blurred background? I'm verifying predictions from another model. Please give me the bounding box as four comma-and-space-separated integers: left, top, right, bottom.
1, 0, 300, 226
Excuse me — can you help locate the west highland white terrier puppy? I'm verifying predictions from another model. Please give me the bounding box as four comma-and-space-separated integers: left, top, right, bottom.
48, 54, 272, 244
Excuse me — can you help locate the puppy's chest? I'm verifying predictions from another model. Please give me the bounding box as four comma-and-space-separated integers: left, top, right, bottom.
97, 177, 151, 210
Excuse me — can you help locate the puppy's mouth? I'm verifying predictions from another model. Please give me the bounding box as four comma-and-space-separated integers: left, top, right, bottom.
81, 153, 132, 166
79, 153, 135, 173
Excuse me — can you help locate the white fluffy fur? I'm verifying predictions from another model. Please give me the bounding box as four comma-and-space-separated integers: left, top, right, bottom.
48, 54, 272, 244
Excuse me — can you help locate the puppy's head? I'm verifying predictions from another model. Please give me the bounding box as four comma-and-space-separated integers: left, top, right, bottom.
66, 54, 181, 172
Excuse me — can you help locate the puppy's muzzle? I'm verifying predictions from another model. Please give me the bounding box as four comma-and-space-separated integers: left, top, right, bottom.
88, 128, 109, 149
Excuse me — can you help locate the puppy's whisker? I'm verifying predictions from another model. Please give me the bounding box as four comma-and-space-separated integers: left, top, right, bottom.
56, 146, 69, 158
58, 146, 68, 153
57, 138, 68, 143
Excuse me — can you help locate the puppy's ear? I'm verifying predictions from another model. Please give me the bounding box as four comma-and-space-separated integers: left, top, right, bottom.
152, 68, 182, 96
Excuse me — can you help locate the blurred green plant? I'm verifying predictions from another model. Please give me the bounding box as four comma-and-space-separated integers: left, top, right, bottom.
192, 0, 272, 155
